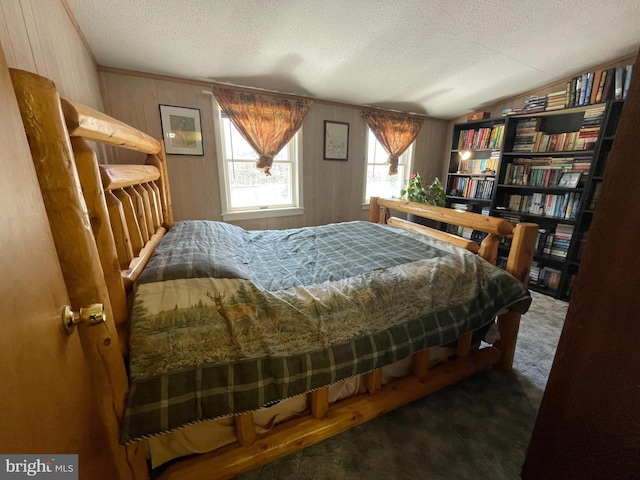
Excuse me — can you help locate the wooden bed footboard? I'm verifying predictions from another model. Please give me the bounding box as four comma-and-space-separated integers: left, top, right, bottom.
369, 197, 538, 371
11, 68, 538, 480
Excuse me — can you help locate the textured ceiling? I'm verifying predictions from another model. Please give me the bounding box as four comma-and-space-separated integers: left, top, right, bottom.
66, 0, 640, 119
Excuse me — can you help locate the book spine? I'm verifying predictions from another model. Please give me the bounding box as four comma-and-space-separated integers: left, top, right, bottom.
614, 67, 624, 100
623, 64, 633, 100
590, 70, 602, 104
595, 69, 608, 103
602, 68, 615, 101
569, 76, 578, 107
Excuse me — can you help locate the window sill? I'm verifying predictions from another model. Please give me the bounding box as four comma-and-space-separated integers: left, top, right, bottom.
221, 207, 304, 221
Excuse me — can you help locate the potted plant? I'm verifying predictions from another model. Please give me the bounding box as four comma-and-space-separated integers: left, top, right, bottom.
400, 173, 446, 227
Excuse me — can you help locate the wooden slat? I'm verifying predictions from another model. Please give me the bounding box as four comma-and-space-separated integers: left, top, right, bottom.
71, 138, 128, 332
234, 413, 256, 448
135, 184, 156, 235
105, 191, 133, 268
363, 369, 382, 395
125, 187, 149, 243
387, 217, 480, 253
99, 164, 160, 190
310, 387, 330, 419
61, 98, 162, 154
158, 347, 501, 480
147, 152, 173, 227
411, 350, 431, 379
112, 189, 143, 256
147, 181, 163, 228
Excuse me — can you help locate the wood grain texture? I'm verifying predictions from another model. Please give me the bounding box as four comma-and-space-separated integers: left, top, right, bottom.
62, 98, 162, 153
100, 164, 161, 190
387, 216, 481, 253
375, 197, 515, 236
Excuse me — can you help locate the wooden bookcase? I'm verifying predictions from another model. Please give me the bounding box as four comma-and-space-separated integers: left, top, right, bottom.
490, 100, 625, 300
445, 118, 505, 218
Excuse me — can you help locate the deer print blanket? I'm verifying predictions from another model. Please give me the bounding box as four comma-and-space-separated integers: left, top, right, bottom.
122, 220, 531, 443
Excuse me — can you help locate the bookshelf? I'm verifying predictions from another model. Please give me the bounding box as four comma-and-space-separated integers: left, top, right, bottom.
491, 100, 625, 300
446, 118, 505, 215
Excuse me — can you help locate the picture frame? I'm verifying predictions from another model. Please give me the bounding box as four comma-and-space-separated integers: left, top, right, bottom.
558, 171, 582, 188
159, 105, 204, 155
323, 120, 349, 161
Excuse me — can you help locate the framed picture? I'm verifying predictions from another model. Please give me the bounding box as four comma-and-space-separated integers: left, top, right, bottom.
159, 105, 204, 155
558, 171, 582, 188
323, 120, 349, 161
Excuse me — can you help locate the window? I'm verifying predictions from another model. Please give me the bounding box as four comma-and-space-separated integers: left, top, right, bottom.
214, 108, 303, 220
363, 129, 414, 204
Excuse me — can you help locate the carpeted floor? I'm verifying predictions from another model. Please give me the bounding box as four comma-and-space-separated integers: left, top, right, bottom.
236, 291, 568, 480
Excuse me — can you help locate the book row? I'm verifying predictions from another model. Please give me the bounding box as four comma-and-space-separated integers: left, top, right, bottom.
448, 177, 494, 199
530, 263, 562, 290
457, 155, 499, 175
565, 64, 633, 108
512, 107, 605, 153
503, 191, 582, 219
503, 156, 590, 186
457, 124, 504, 150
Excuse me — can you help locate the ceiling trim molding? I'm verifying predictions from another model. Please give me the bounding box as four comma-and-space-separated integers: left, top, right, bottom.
60, 0, 97, 67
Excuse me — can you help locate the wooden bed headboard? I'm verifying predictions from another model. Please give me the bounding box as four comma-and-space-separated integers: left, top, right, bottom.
10, 68, 173, 347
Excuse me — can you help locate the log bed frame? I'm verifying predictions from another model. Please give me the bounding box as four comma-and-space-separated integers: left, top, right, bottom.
10, 69, 538, 480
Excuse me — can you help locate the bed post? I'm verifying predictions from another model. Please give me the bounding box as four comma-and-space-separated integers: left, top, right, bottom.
494, 222, 538, 371
368, 197, 380, 223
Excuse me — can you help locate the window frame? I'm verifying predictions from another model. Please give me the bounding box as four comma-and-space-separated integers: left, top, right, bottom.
362, 128, 415, 206
211, 99, 304, 221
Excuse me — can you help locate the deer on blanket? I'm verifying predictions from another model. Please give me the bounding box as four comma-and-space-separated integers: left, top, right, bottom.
207, 289, 257, 344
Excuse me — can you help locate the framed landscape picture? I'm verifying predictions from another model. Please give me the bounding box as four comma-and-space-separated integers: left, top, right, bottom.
159, 105, 204, 155
323, 120, 349, 161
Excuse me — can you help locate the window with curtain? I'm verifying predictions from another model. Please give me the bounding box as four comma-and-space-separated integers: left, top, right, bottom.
364, 128, 414, 203
214, 109, 303, 220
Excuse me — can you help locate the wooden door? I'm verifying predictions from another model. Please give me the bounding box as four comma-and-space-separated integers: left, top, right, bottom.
0, 44, 146, 479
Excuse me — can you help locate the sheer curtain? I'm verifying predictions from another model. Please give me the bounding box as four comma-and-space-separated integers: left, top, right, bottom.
214, 88, 312, 175
362, 109, 423, 175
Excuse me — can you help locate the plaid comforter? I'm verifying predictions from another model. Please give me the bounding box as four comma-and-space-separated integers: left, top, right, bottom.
122, 220, 530, 442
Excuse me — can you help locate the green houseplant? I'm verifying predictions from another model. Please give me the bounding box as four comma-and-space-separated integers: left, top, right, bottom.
400, 173, 446, 228
400, 173, 446, 207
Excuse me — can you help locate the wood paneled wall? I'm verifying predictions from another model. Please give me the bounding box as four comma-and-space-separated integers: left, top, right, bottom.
99, 68, 449, 229
0, 0, 103, 110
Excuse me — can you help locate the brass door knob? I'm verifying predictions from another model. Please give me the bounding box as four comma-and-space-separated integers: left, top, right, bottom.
61, 303, 106, 334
